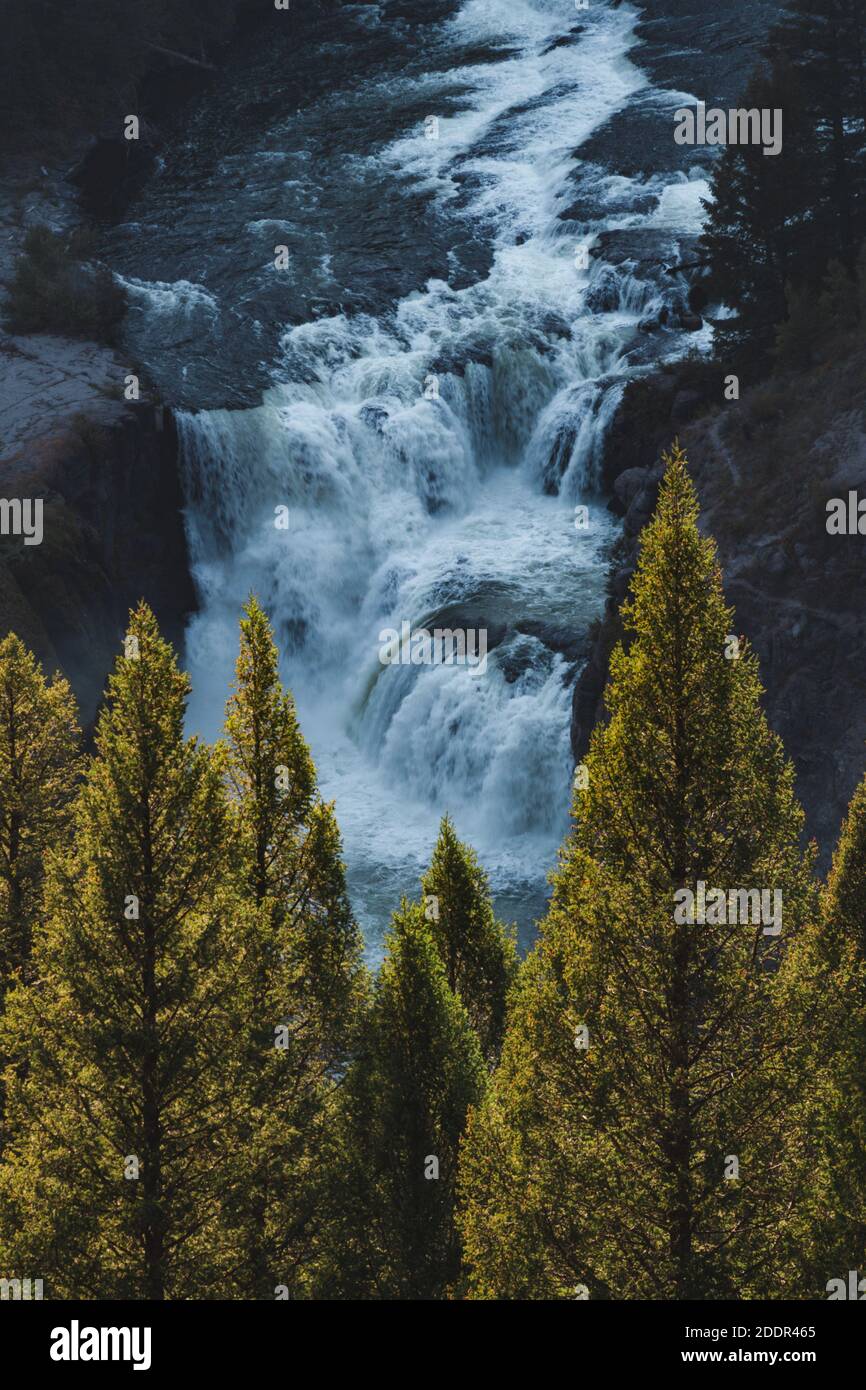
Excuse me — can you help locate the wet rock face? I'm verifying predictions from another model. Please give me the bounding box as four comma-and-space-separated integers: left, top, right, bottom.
0, 334, 128, 455
0, 387, 195, 725
573, 344, 866, 869
682, 369, 866, 867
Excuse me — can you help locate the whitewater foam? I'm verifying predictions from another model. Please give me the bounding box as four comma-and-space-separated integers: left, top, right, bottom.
173, 0, 714, 954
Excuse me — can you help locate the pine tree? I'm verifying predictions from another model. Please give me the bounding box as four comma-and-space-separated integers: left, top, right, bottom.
700, 63, 817, 365
0, 633, 79, 996
817, 258, 861, 334
771, 0, 866, 266
772, 281, 822, 372
773, 260, 861, 371
458, 445, 815, 1300
783, 771, 866, 1292
0, 604, 242, 1299
221, 596, 366, 1298
328, 901, 484, 1299
420, 816, 517, 1062
0, 634, 80, 1144
702, 0, 866, 362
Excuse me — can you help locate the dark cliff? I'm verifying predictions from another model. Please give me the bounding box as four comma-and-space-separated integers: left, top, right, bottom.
0, 342, 194, 723
572, 343, 866, 866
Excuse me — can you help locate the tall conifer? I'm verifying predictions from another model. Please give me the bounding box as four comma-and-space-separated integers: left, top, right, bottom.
420, 816, 517, 1063
330, 901, 484, 1299
221, 597, 366, 1298
702, 0, 866, 360
782, 771, 866, 1292
0, 634, 79, 981
0, 604, 241, 1298
0, 634, 79, 1141
458, 446, 814, 1300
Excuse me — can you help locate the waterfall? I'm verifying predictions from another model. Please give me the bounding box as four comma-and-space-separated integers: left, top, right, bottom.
124, 0, 715, 954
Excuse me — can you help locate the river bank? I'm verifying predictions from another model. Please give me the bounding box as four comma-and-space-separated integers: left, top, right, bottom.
0, 3, 283, 719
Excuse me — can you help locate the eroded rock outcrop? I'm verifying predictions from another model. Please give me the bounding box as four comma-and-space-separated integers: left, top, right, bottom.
572, 348, 866, 865
0, 333, 194, 723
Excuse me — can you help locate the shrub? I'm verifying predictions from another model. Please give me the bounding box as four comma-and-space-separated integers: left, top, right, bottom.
4, 225, 126, 341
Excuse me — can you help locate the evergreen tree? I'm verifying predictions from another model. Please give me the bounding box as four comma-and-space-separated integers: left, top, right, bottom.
0, 633, 79, 997
782, 770, 866, 1293
772, 281, 822, 372
817, 258, 862, 334
458, 446, 815, 1300
702, 0, 866, 362
771, 0, 866, 265
700, 63, 817, 364
772, 259, 862, 370
0, 633, 80, 1144
420, 816, 517, 1063
221, 596, 366, 1298
0, 604, 242, 1299
328, 902, 484, 1299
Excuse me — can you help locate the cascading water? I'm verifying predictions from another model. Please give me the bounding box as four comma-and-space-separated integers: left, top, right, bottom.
104, 0, 715, 956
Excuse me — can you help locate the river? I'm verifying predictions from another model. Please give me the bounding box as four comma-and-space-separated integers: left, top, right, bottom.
99, 0, 741, 957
